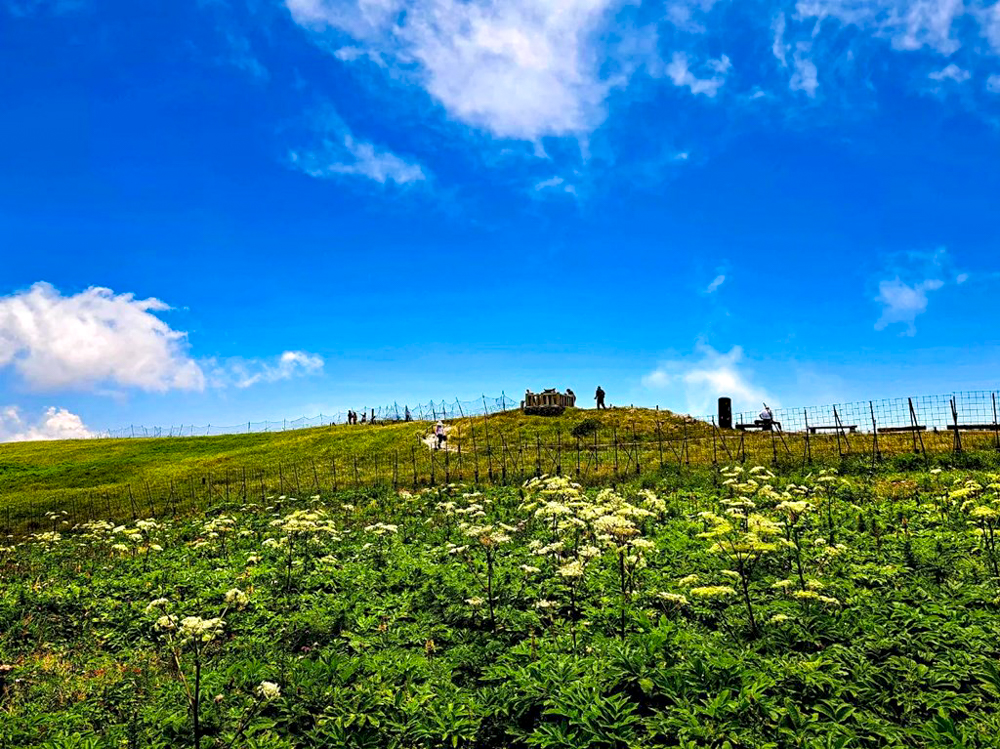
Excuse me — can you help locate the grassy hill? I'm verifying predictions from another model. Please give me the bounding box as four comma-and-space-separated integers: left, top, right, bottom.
0, 407, 707, 531
3, 404, 992, 533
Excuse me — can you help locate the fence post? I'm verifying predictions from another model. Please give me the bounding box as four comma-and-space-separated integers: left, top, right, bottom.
908, 398, 927, 461
869, 401, 881, 465
951, 397, 963, 452
993, 393, 999, 450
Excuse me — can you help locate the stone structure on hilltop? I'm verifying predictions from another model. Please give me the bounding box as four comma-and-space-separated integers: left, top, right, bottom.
521, 388, 576, 416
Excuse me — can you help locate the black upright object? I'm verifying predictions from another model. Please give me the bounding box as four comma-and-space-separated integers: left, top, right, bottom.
718, 397, 733, 430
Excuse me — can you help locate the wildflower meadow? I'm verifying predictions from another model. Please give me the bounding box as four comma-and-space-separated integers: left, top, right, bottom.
4, 462, 1000, 748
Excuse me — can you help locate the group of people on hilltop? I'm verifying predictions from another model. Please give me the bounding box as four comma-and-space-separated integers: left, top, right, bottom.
346, 388, 613, 427
346, 409, 376, 425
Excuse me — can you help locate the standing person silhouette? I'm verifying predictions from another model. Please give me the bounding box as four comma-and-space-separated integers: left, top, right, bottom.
595, 386, 606, 410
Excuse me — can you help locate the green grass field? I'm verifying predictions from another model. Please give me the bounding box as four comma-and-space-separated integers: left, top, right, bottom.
7, 461, 1000, 747
3, 406, 999, 533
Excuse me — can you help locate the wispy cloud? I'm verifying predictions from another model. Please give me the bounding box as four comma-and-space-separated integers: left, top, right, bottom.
290, 110, 427, 186
928, 63, 971, 84
532, 175, 577, 197
665, 52, 731, 97
292, 135, 426, 185
874, 278, 944, 336
642, 342, 773, 416
873, 248, 966, 336
219, 29, 269, 82
705, 274, 726, 294
213, 350, 325, 389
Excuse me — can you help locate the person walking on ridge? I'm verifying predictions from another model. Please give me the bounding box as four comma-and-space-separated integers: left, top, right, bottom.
595, 386, 606, 410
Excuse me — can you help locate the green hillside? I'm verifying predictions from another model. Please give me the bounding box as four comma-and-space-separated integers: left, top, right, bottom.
0, 407, 704, 531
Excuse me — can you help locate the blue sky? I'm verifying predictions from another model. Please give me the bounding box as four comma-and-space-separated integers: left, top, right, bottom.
1, 0, 999, 439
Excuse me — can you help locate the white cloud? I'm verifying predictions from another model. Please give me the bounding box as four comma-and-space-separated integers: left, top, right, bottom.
772, 12, 788, 66
216, 350, 325, 389
532, 175, 577, 196
790, 47, 819, 96
221, 30, 269, 81
872, 248, 965, 335
287, 0, 627, 140
642, 343, 773, 416
291, 131, 426, 186
665, 52, 731, 97
0, 282, 327, 395
985, 2, 1000, 51
0, 405, 94, 442
705, 274, 726, 293
796, 0, 966, 55
986, 73, 1000, 93
929, 63, 971, 83
0, 282, 205, 393
874, 277, 944, 335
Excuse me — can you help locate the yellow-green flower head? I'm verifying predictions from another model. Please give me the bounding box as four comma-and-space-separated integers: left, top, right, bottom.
677, 574, 700, 587
224, 588, 249, 608
178, 616, 225, 645
775, 500, 811, 518
156, 614, 177, 630
656, 592, 689, 606
690, 585, 736, 599
558, 560, 586, 579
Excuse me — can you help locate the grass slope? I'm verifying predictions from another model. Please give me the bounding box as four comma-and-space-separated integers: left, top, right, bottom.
0, 407, 699, 530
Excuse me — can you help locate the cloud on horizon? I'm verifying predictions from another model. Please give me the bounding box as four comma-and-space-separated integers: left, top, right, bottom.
0, 283, 325, 395
642, 342, 774, 416
0, 405, 94, 442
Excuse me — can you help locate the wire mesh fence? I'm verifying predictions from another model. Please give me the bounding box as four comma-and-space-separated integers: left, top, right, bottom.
728, 391, 1000, 434
12, 389, 1000, 534
97, 393, 517, 438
